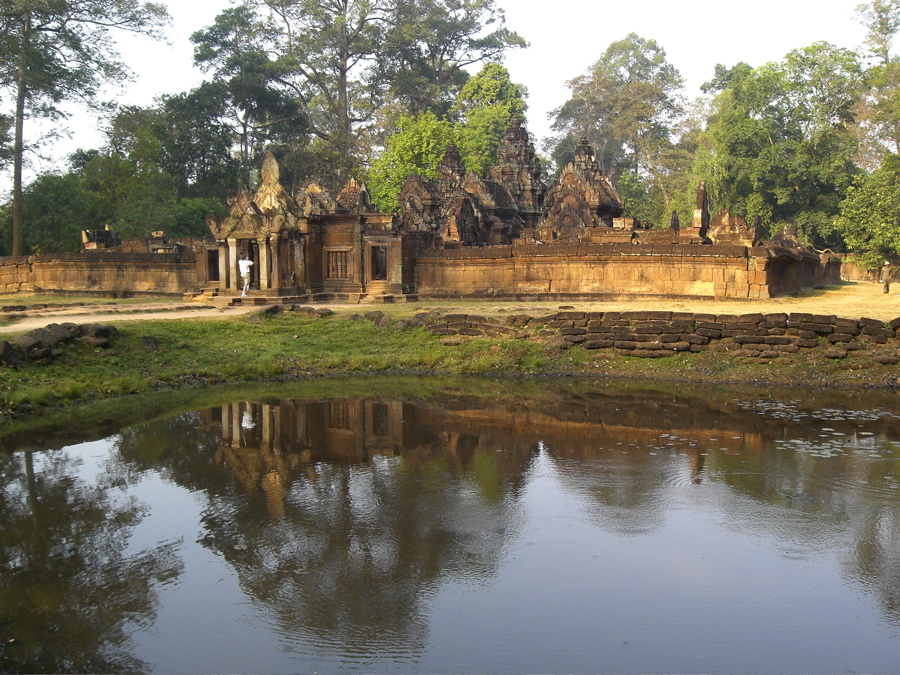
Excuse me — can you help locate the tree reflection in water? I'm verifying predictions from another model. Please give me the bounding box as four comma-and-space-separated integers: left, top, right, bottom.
2, 381, 898, 671
0, 447, 182, 673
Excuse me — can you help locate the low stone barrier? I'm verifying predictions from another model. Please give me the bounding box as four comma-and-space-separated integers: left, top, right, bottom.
1, 322, 119, 366
426, 311, 900, 364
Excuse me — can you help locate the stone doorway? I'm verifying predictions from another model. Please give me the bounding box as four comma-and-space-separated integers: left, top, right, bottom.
371, 246, 388, 281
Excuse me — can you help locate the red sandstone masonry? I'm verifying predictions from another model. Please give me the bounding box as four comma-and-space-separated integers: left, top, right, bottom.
415, 243, 832, 300
428, 311, 900, 362
1, 253, 199, 296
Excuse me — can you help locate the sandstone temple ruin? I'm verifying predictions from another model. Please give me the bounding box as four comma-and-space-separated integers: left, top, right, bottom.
0, 118, 839, 300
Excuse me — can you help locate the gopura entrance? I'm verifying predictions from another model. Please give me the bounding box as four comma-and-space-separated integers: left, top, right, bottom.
205, 152, 424, 302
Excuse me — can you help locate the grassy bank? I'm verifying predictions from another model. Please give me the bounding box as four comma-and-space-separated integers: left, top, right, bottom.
3, 307, 900, 424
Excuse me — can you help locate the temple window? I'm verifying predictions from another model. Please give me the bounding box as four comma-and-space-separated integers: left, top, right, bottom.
327, 250, 349, 279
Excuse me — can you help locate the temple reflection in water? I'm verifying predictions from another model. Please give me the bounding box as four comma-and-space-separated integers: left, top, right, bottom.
201, 392, 781, 521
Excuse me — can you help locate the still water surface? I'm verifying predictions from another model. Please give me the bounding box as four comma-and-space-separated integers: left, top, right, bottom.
1, 379, 898, 673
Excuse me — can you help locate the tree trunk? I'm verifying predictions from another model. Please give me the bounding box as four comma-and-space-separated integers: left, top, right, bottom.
12, 11, 31, 257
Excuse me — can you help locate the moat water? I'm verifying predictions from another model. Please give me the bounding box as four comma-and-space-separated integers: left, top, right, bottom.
1, 378, 898, 674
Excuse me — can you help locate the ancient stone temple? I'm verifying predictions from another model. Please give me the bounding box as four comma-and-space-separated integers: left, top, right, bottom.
397, 141, 524, 247
202, 151, 426, 302
534, 136, 624, 242
0, 118, 841, 300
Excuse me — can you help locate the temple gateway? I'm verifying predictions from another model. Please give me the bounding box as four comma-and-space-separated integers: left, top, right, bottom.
0, 118, 839, 299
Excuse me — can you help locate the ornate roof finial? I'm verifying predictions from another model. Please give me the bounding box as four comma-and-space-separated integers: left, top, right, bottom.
261, 150, 280, 186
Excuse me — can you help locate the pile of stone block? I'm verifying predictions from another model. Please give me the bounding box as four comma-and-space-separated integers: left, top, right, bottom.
0, 323, 117, 366
427, 310, 900, 363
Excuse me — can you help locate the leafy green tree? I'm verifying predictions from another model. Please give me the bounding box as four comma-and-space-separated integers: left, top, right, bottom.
548, 34, 684, 176
0, 0, 170, 256
454, 63, 527, 175
367, 64, 527, 211
856, 0, 900, 66
697, 43, 864, 247
834, 154, 900, 268
191, 6, 307, 188
368, 112, 457, 211
547, 33, 686, 225
379, 0, 526, 117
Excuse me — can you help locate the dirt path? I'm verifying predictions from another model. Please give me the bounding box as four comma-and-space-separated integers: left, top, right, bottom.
2, 281, 899, 335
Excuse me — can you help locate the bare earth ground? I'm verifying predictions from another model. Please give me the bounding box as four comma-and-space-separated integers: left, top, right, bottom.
2, 281, 900, 334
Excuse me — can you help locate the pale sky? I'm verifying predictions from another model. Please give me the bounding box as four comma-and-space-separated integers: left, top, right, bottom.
29, 0, 869, 177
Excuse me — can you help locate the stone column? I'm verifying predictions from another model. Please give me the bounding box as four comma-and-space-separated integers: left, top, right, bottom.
218, 243, 228, 291
231, 402, 242, 448
221, 404, 232, 444
227, 238, 239, 292
258, 237, 270, 291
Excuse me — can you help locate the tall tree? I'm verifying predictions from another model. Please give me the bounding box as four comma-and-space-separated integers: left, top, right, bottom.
835, 154, 900, 268
856, 0, 900, 66
697, 43, 864, 247
548, 33, 685, 224
379, 0, 526, 117
548, 34, 684, 177
191, 6, 306, 188
0, 0, 170, 257
241, 0, 391, 185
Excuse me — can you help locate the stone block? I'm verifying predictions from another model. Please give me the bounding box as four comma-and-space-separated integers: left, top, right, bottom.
811, 314, 837, 325
796, 339, 819, 348
889, 317, 900, 330
556, 311, 586, 320
689, 344, 706, 352
666, 341, 691, 351
765, 336, 796, 345
0, 341, 21, 367
584, 339, 614, 350
737, 313, 764, 323
846, 342, 868, 351
560, 327, 587, 336
685, 335, 710, 345
859, 317, 884, 329
764, 313, 789, 325
614, 341, 638, 350
80, 323, 118, 338
834, 318, 859, 330
823, 348, 847, 359
862, 326, 893, 338
788, 313, 815, 324
775, 344, 800, 353
828, 333, 854, 343
767, 327, 786, 336
799, 323, 833, 334
873, 354, 900, 365
873, 335, 889, 344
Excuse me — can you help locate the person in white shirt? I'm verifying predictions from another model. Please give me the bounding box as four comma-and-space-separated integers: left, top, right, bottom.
238, 255, 254, 297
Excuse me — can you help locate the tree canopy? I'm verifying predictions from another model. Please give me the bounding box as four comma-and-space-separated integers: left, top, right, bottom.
0, 0, 170, 255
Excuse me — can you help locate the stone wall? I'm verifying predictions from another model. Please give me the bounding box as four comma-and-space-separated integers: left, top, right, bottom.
415, 243, 836, 300
426, 310, 900, 364
0, 253, 200, 296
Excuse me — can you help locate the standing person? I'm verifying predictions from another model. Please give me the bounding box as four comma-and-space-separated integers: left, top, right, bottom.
880, 261, 894, 294
239, 254, 254, 297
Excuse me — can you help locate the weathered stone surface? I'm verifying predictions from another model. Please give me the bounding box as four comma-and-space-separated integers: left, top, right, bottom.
873, 354, 900, 365
828, 333, 854, 343
80, 323, 117, 338
0, 340, 21, 367
584, 339, 614, 349
823, 348, 847, 359
81, 336, 111, 348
